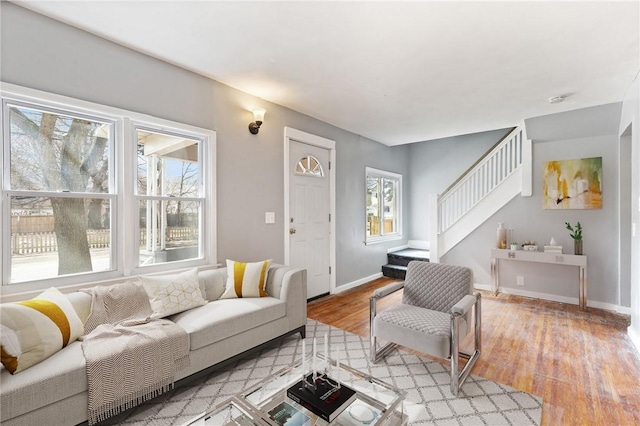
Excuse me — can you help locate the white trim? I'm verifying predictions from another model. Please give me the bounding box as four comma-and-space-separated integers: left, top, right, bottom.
1, 100, 8, 286
474, 283, 632, 315
122, 119, 136, 276
128, 118, 216, 276
365, 234, 404, 245
365, 166, 403, 245
333, 272, 384, 294
284, 127, 336, 294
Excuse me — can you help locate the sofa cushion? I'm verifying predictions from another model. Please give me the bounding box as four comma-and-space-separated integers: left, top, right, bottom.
1, 287, 84, 374
199, 268, 226, 301
374, 304, 468, 359
0, 340, 86, 422
140, 268, 207, 318
169, 297, 286, 350
221, 259, 271, 299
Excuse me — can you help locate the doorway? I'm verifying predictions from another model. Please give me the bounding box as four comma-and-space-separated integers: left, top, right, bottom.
284, 127, 336, 299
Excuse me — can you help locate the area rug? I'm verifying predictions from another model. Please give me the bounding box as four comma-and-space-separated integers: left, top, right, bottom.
99, 320, 542, 425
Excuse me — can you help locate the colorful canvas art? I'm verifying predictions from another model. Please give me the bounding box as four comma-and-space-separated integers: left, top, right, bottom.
543, 157, 602, 209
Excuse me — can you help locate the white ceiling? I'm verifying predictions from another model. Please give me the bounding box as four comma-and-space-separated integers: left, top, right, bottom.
14, 1, 640, 146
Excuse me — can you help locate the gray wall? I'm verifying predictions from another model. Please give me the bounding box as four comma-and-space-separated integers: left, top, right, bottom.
443, 103, 626, 307
0, 2, 410, 289
2, 2, 635, 307
407, 128, 511, 241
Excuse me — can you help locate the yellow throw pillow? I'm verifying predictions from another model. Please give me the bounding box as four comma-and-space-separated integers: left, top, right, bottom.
221, 259, 272, 299
0, 287, 84, 374
140, 267, 208, 318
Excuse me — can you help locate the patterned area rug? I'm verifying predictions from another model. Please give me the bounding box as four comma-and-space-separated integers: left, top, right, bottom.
100, 320, 542, 425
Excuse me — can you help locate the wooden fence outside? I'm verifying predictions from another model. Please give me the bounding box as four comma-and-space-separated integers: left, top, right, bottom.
367, 218, 395, 236
11, 227, 198, 255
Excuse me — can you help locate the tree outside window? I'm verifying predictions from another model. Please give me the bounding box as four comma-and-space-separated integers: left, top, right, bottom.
6, 103, 114, 282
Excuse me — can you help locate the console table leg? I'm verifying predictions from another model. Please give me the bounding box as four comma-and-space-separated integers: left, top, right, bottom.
579, 266, 587, 310
491, 257, 499, 295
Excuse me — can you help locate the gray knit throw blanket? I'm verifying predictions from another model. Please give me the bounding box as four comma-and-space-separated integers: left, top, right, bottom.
81, 282, 190, 425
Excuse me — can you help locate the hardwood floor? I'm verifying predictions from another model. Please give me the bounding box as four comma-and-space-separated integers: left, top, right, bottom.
307, 277, 640, 425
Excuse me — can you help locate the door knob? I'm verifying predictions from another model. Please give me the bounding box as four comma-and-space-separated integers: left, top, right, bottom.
289, 228, 297, 234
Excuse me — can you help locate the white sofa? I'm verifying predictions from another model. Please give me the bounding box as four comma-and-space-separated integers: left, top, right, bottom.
0, 264, 307, 426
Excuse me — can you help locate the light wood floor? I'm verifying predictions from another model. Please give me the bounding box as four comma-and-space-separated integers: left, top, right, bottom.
307, 277, 640, 425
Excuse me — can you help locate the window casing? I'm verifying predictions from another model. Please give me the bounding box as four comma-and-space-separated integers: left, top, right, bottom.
365, 167, 402, 244
1, 84, 216, 293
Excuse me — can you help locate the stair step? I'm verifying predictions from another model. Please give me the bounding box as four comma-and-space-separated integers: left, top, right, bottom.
382, 264, 407, 280
386, 248, 430, 267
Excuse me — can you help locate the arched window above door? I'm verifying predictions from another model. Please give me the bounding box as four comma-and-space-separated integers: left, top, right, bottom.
295, 155, 324, 177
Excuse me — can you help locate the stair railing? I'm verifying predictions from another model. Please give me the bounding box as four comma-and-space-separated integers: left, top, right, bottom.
430, 124, 531, 261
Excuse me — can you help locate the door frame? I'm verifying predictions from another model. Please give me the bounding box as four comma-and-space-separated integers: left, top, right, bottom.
284, 127, 336, 294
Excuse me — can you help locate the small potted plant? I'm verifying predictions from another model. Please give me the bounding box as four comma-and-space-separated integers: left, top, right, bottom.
565, 221, 583, 255
510, 242, 518, 251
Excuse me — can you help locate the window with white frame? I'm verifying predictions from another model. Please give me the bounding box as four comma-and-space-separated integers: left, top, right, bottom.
1, 85, 215, 290
365, 167, 402, 244
134, 126, 204, 267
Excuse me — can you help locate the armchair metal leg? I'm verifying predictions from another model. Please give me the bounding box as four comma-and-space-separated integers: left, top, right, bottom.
370, 335, 377, 362
370, 296, 377, 362
450, 293, 482, 396
370, 296, 397, 363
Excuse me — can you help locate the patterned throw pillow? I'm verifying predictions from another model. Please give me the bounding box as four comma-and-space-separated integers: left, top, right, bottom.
0, 287, 84, 374
139, 268, 207, 318
220, 259, 272, 299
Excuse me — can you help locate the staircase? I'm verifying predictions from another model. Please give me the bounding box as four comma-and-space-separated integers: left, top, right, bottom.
429, 124, 532, 262
382, 248, 430, 280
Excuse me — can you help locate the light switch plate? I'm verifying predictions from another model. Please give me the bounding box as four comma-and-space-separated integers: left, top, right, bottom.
265, 212, 275, 224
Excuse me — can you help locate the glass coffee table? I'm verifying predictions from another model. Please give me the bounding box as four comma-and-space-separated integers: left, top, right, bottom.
184, 355, 406, 425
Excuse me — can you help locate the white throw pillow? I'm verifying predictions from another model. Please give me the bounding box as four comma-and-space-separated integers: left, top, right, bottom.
140, 268, 207, 318
0, 287, 84, 374
220, 259, 272, 299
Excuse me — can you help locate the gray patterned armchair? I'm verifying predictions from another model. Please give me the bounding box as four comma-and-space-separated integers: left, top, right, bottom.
370, 261, 481, 395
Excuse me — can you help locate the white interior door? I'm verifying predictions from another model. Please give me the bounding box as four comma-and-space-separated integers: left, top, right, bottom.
289, 140, 331, 299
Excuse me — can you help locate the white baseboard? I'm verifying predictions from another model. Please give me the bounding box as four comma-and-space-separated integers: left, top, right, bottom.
590, 301, 631, 315
334, 272, 383, 294
473, 283, 631, 315
473, 283, 493, 292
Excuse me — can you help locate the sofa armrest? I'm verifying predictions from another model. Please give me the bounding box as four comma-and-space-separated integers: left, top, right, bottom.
266, 264, 307, 326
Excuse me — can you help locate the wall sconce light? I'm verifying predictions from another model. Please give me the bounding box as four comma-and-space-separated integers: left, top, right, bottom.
248, 108, 266, 134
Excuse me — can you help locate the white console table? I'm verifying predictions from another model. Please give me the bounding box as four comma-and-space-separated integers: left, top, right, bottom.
490, 249, 588, 310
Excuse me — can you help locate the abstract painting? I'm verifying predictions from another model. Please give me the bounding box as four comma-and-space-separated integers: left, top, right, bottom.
543, 157, 602, 209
